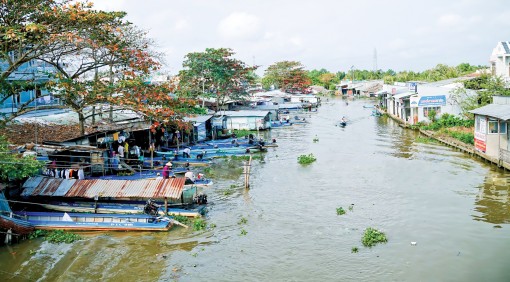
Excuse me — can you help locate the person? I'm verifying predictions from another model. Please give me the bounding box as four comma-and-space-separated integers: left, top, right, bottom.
133, 144, 140, 158
162, 162, 172, 179
184, 168, 195, 183
156, 172, 163, 179
49, 160, 56, 177
183, 147, 191, 158
197, 150, 206, 160
124, 142, 129, 159
78, 167, 85, 180
118, 143, 125, 159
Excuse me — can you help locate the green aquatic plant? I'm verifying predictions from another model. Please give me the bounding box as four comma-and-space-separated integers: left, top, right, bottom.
415, 136, 438, 144
193, 218, 207, 231
336, 207, 346, 215
297, 153, 317, 164
240, 229, 247, 236
45, 230, 82, 244
351, 247, 359, 253
348, 205, 354, 212
361, 227, 388, 247
238, 217, 248, 225
172, 215, 191, 225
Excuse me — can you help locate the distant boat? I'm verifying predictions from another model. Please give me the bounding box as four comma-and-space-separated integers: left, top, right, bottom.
363, 105, 375, 108
14, 211, 174, 232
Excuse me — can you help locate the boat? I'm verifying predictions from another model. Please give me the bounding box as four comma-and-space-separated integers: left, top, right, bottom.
363, 105, 375, 108
39, 201, 203, 218
14, 211, 174, 232
0, 212, 35, 235
185, 178, 214, 188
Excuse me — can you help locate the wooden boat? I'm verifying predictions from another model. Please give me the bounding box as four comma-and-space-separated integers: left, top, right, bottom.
185, 178, 214, 188
14, 211, 174, 232
40, 201, 202, 218
0, 212, 34, 235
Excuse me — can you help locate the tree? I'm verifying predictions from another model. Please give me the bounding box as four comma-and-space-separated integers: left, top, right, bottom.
263, 61, 310, 93
0, 136, 43, 181
179, 48, 257, 112
318, 73, 338, 90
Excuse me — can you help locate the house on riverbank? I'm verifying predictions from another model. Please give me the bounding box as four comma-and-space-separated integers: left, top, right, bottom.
489, 41, 510, 82
469, 96, 510, 167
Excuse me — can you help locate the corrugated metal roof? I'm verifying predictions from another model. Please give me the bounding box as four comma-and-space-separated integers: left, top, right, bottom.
184, 115, 213, 123
220, 110, 270, 117
21, 177, 185, 200
469, 104, 510, 121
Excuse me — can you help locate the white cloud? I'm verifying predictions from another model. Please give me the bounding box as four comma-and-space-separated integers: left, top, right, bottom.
218, 12, 262, 40
174, 19, 189, 32
437, 14, 462, 26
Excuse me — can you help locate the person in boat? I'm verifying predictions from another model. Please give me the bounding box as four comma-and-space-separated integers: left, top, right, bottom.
184, 168, 195, 184
340, 116, 348, 126
197, 150, 206, 160
183, 147, 191, 158
162, 162, 172, 179
248, 134, 255, 145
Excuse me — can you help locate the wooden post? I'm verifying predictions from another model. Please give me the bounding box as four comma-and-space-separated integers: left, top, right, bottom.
164, 197, 168, 215
244, 155, 252, 189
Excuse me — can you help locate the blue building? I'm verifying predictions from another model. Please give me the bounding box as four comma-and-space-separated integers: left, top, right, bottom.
1, 58, 59, 115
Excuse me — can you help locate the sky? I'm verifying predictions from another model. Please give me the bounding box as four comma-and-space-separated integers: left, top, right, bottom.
92, 0, 510, 76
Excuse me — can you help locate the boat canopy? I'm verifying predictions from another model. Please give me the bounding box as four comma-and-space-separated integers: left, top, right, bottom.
21, 176, 185, 200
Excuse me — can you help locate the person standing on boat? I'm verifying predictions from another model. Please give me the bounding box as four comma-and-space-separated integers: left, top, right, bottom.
197, 150, 206, 160
162, 162, 172, 179
118, 143, 125, 160
183, 147, 191, 158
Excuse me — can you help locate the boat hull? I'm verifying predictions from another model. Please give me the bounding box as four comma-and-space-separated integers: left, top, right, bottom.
0, 214, 34, 235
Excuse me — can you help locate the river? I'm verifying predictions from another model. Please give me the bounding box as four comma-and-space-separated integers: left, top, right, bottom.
1, 97, 510, 282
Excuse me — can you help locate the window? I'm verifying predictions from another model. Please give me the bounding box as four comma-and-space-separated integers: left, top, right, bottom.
488, 120, 499, 134
501, 122, 507, 134
423, 107, 441, 118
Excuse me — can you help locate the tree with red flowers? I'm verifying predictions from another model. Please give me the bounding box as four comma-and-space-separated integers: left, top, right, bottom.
262, 61, 311, 93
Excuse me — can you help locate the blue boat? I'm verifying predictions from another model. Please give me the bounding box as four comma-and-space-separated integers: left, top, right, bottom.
14, 211, 174, 232
0, 212, 35, 235
39, 201, 203, 218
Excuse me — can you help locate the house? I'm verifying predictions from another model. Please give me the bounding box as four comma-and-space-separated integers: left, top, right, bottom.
219, 110, 273, 130
469, 96, 510, 166
489, 41, 510, 81
385, 78, 476, 124
1, 58, 59, 115
184, 115, 213, 142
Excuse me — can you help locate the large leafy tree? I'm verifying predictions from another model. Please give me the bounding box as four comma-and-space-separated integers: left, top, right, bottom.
262, 61, 311, 93
0, 136, 43, 181
178, 48, 256, 112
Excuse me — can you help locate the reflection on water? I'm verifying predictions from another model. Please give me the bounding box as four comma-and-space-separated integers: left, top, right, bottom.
473, 169, 510, 224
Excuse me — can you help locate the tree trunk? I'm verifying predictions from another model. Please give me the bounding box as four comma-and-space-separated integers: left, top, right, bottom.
78, 112, 86, 135
91, 106, 96, 124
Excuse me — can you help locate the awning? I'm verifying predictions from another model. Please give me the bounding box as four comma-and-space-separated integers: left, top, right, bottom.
391, 92, 414, 100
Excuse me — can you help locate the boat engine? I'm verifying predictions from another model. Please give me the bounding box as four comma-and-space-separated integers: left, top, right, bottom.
144, 199, 160, 216
194, 194, 207, 205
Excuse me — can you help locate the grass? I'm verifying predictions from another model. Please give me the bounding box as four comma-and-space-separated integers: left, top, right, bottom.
415, 136, 438, 144
297, 153, 317, 164
240, 229, 247, 236
348, 205, 354, 212
361, 227, 388, 247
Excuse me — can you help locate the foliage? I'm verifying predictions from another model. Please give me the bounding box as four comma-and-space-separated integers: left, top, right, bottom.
351, 247, 359, 253
348, 205, 354, 212
178, 48, 257, 111
297, 153, 316, 164
415, 136, 438, 144
0, 136, 44, 181
238, 217, 248, 225
336, 207, 346, 215
427, 109, 437, 122
441, 129, 474, 145
240, 229, 247, 236
232, 129, 256, 138
421, 113, 473, 131
172, 215, 191, 225
193, 218, 207, 231
361, 227, 388, 247
262, 61, 311, 93
29, 229, 82, 244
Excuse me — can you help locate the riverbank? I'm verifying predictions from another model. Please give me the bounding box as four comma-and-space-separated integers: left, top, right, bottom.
380, 108, 510, 171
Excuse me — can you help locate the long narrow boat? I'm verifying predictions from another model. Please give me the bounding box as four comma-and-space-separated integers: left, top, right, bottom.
0, 212, 34, 235
14, 211, 174, 232
39, 201, 202, 217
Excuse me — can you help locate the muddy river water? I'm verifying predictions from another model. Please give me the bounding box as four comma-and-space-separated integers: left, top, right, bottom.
1, 97, 510, 281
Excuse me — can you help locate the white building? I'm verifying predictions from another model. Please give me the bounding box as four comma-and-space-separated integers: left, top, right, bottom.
489, 41, 510, 81
219, 110, 273, 130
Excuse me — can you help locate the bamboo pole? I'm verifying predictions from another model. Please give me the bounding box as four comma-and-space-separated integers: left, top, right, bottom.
244, 155, 252, 189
